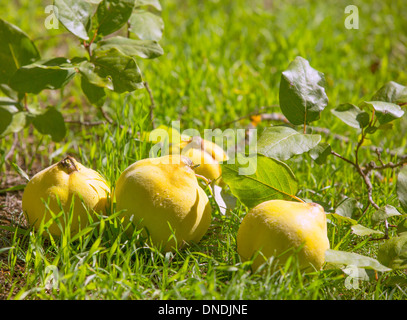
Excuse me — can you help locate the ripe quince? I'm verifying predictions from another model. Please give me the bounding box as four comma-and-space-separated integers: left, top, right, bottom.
167, 136, 228, 183
22, 156, 110, 236
237, 200, 330, 271
115, 155, 212, 251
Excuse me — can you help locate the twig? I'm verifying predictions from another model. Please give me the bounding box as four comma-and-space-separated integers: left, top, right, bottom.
100, 107, 114, 124
215, 106, 282, 129
330, 151, 357, 168
144, 81, 156, 129
365, 149, 407, 172
64, 119, 106, 127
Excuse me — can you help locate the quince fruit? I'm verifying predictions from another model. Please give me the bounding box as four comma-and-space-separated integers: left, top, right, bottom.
22, 156, 110, 236
115, 155, 212, 251
167, 136, 228, 183
237, 200, 330, 271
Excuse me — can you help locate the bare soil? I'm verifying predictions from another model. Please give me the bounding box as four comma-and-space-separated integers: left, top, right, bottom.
0, 160, 39, 300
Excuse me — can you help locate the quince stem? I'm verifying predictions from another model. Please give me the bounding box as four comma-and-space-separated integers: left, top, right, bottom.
59, 156, 78, 175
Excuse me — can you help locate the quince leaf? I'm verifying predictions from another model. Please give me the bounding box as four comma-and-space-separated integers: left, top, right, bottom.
128, 9, 164, 41
91, 48, 144, 93
325, 249, 391, 272
0, 104, 27, 137
9, 57, 76, 94
351, 224, 383, 236
53, 0, 92, 40
80, 76, 106, 107
397, 166, 407, 213
95, 36, 164, 60
371, 205, 402, 225
279, 56, 328, 126
360, 101, 404, 126
256, 125, 321, 161
371, 81, 407, 104
377, 235, 407, 270
331, 103, 370, 129
0, 19, 40, 84
95, 0, 135, 37
308, 142, 331, 165
221, 153, 299, 209
31, 106, 66, 142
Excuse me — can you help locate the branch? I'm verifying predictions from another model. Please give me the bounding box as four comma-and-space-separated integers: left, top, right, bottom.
100, 107, 113, 124
365, 148, 407, 172
65, 119, 105, 127
330, 150, 357, 168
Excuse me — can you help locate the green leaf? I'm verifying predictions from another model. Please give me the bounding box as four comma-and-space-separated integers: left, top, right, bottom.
396, 218, 407, 236
128, 9, 164, 41
371, 81, 407, 104
327, 198, 358, 225
92, 48, 144, 93
80, 76, 106, 107
0, 105, 13, 135
96, 36, 164, 59
279, 56, 328, 126
325, 249, 391, 272
135, 0, 162, 11
371, 205, 401, 225
377, 235, 407, 270
308, 142, 331, 165
341, 265, 377, 283
327, 213, 358, 225
397, 165, 407, 213
331, 103, 370, 129
0, 104, 27, 137
31, 106, 66, 142
256, 126, 321, 161
53, 0, 92, 40
76, 60, 111, 89
0, 84, 22, 101
361, 101, 404, 126
9, 57, 76, 94
0, 19, 40, 84
335, 197, 357, 219
351, 224, 383, 236
221, 153, 299, 209
95, 0, 135, 36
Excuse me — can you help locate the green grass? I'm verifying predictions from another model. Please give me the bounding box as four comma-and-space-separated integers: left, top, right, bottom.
1, 0, 407, 300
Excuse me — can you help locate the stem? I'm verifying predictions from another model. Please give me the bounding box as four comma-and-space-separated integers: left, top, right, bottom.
330, 109, 398, 238
59, 156, 79, 174
83, 29, 98, 58
330, 151, 357, 168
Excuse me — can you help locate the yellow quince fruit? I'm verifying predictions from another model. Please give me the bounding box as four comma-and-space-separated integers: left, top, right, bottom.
237, 200, 330, 272
22, 156, 110, 237
115, 154, 212, 252
167, 136, 228, 183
